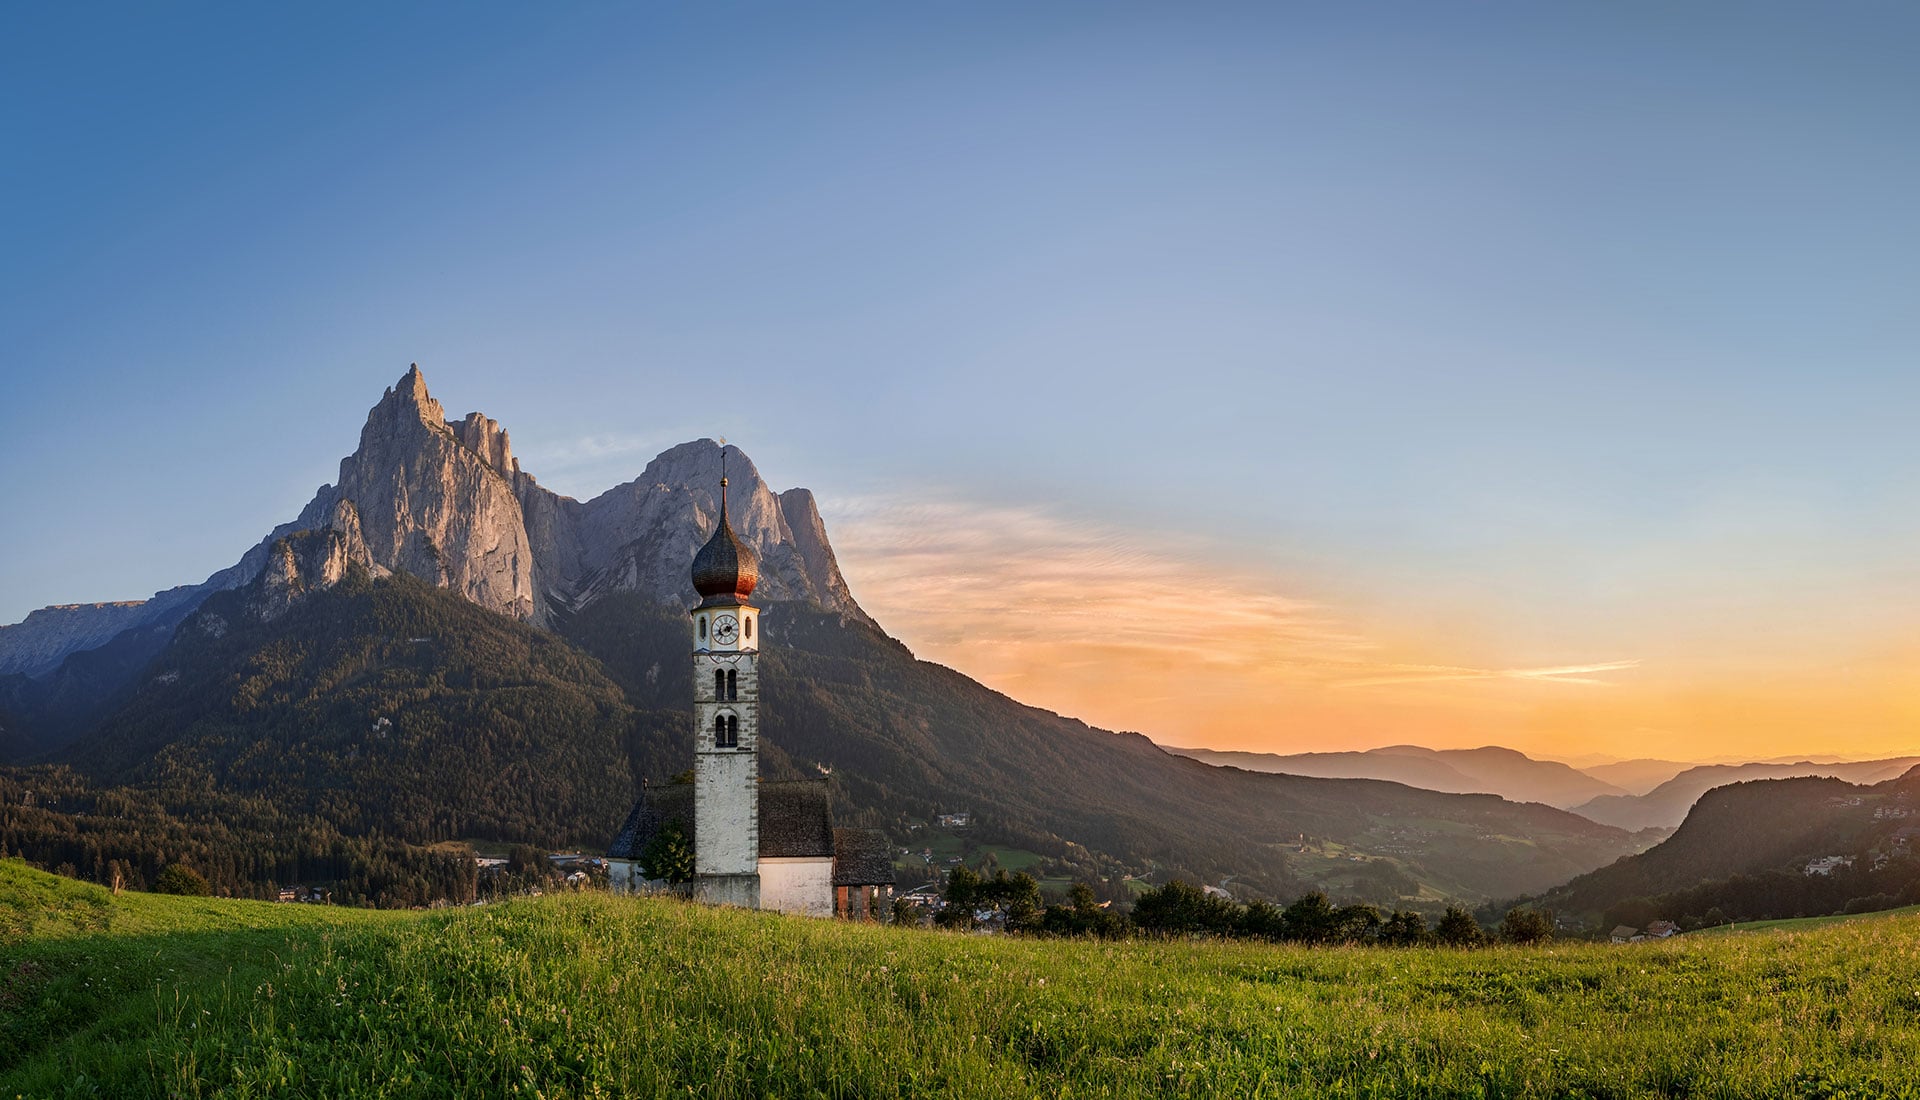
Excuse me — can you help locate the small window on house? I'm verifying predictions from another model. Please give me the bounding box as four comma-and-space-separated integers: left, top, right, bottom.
726, 668, 738, 701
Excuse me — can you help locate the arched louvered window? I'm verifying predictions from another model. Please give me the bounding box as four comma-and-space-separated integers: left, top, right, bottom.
726, 668, 738, 701
714, 669, 726, 701
715, 713, 735, 749
727, 714, 739, 743
698, 616, 707, 640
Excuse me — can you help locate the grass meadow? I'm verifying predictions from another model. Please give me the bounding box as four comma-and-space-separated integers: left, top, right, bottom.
6, 861, 1920, 1098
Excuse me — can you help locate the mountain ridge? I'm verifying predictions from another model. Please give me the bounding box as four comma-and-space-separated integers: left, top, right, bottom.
1165, 743, 1630, 811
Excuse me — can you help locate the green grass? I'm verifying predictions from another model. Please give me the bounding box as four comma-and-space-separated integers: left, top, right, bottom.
1688, 903, 1920, 937
8, 860, 1920, 1098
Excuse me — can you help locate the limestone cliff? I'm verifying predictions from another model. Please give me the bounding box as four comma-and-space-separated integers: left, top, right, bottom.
315, 365, 540, 623
250, 500, 380, 621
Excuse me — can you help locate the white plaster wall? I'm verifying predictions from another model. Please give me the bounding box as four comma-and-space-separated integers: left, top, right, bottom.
759, 857, 834, 917
695, 756, 758, 875
607, 859, 641, 895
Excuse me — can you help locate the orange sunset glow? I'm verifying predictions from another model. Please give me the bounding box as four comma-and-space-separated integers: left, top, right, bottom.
832, 494, 1920, 763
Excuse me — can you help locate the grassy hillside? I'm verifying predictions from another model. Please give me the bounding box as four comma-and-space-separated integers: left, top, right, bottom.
1689, 904, 1920, 937
6, 862, 1920, 1098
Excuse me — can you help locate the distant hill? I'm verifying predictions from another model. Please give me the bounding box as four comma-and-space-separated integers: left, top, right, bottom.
1569, 757, 1920, 831
1166, 743, 1628, 810
1533, 767, 1920, 928
1574, 758, 1701, 796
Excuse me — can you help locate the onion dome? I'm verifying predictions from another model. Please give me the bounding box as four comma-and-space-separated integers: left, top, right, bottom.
691, 475, 759, 604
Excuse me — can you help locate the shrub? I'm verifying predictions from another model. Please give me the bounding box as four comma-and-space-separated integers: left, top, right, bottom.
152, 864, 212, 896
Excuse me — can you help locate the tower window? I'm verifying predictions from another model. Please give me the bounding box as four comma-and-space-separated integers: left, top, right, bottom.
698, 616, 707, 640
715, 713, 738, 749
726, 668, 738, 701
745, 618, 752, 640
714, 669, 726, 701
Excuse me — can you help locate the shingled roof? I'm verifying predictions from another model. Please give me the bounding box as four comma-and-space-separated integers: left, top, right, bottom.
607, 779, 835, 862
759, 781, 835, 858
832, 827, 896, 886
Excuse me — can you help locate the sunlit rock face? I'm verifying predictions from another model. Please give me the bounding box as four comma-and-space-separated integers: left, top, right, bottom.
251, 500, 378, 622
314, 365, 541, 624
1, 365, 870, 674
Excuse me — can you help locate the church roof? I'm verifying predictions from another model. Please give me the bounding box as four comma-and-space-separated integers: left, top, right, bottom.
760, 781, 835, 858
607, 779, 836, 862
832, 827, 896, 886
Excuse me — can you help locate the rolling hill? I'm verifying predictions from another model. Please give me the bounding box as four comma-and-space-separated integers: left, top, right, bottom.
1533, 767, 1920, 927
1166, 743, 1628, 810
1569, 757, 1920, 831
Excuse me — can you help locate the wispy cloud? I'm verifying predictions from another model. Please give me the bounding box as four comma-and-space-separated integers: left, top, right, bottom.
1334, 660, 1641, 689
818, 491, 1641, 749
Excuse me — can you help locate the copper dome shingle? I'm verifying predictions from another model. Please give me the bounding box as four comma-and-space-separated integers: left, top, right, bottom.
691, 484, 759, 604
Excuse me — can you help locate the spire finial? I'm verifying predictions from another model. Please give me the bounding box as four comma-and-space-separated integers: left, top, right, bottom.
718, 438, 729, 516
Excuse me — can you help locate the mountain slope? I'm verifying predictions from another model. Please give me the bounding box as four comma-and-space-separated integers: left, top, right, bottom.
1166, 743, 1628, 810
1533, 768, 1920, 925
67, 564, 633, 847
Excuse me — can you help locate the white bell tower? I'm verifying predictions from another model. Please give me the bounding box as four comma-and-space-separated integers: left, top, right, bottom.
688, 452, 762, 908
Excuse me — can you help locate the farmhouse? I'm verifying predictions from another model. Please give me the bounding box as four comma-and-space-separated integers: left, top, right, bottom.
604, 463, 893, 919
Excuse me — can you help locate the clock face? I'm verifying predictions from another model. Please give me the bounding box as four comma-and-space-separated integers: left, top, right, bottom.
712, 615, 740, 646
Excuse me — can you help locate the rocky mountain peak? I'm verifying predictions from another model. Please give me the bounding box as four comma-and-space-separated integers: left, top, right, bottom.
451, 412, 517, 479
2, 367, 873, 675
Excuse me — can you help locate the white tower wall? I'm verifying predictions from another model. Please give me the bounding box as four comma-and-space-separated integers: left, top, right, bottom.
693, 602, 760, 906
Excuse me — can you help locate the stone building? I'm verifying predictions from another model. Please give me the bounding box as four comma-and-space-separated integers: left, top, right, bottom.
606, 462, 893, 918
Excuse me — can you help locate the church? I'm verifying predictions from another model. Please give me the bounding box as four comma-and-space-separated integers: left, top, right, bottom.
605, 469, 895, 919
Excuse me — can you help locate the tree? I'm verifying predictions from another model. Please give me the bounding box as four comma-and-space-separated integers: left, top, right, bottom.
152, 864, 212, 896
1132, 880, 1237, 934
1282, 891, 1337, 944
639, 820, 694, 884
1379, 909, 1430, 947
1003, 871, 1044, 932
1500, 907, 1554, 945
1435, 906, 1485, 947
944, 864, 981, 909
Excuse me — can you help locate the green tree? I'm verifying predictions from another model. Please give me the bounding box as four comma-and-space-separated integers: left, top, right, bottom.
1500, 906, 1555, 944
1379, 909, 1430, 947
1004, 871, 1044, 932
152, 864, 212, 896
1435, 906, 1485, 947
1282, 891, 1337, 943
944, 864, 981, 909
639, 820, 695, 884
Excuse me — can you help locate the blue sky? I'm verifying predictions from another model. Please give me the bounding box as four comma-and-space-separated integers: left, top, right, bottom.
3, 4, 1917, 755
